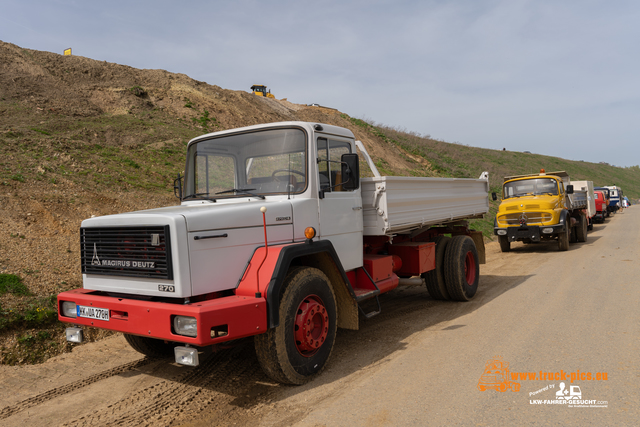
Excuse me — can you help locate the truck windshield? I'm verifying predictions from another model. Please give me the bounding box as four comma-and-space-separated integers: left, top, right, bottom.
503, 178, 559, 199
184, 128, 307, 199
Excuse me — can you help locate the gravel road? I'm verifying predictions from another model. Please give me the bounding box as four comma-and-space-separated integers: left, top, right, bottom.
1, 208, 637, 426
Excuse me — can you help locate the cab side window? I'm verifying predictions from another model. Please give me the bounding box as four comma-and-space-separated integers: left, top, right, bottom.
317, 138, 351, 192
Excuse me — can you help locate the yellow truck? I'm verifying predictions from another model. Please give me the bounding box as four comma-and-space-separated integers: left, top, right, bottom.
492, 170, 589, 252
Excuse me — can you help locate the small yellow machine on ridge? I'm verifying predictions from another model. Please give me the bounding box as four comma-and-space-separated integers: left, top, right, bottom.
251, 84, 275, 98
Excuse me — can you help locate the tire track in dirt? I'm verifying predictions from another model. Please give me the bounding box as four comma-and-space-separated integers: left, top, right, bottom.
0, 357, 153, 420
61, 344, 274, 427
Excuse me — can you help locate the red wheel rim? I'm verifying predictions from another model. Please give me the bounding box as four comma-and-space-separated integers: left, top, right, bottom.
464, 251, 476, 286
294, 295, 329, 357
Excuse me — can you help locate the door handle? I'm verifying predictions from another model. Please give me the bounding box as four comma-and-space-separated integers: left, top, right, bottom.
194, 233, 228, 240
352, 206, 362, 210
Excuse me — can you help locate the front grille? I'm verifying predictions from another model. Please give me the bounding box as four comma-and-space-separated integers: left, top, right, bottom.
497, 212, 552, 226
81, 226, 173, 280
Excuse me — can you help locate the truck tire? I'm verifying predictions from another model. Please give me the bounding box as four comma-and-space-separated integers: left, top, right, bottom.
254, 267, 337, 385
558, 224, 570, 251
422, 235, 451, 300
570, 225, 578, 244
443, 236, 479, 301
498, 235, 510, 252
123, 334, 175, 358
576, 214, 588, 242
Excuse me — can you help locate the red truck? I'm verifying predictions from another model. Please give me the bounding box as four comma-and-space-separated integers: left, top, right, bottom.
593, 190, 608, 223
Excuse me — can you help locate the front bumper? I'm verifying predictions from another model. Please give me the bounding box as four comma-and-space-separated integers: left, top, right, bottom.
494, 223, 565, 242
58, 289, 267, 346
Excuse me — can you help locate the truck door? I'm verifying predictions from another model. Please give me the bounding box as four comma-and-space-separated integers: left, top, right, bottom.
316, 137, 363, 271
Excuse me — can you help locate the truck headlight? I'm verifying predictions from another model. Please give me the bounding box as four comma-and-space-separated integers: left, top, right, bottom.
542, 228, 554, 234
497, 229, 507, 235
66, 327, 83, 343
173, 316, 198, 337
174, 346, 199, 366
61, 301, 77, 318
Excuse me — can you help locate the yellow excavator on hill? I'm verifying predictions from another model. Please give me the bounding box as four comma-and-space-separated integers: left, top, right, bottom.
251, 84, 275, 99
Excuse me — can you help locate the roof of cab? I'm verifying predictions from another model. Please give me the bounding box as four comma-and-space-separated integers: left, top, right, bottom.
187, 121, 355, 147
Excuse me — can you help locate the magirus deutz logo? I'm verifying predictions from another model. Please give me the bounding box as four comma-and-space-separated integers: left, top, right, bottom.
91, 243, 156, 269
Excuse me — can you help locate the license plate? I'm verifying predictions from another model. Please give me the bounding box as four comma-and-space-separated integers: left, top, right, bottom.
77, 305, 110, 321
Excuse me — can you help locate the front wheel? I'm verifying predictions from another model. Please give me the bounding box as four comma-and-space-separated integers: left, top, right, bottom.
254, 267, 337, 385
123, 334, 176, 358
558, 223, 570, 251
498, 235, 510, 252
444, 236, 479, 301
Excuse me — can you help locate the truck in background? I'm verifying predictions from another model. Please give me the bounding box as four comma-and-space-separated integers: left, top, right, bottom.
593, 190, 608, 223
594, 187, 611, 217
605, 185, 623, 213
57, 121, 490, 385
570, 180, 595, 231
493, 170, 589, 252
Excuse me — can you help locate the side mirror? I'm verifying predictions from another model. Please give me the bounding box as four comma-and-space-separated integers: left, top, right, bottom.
173, 174, 183, 200
566, 185, 573, 194
341, 153, 360, 190
491, 192, 498, 201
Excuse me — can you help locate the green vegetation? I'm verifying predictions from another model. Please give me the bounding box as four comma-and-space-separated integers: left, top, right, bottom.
192, 109, 218, 132
0, 103, 201, 194
0, 273, 60, 363
0, 274, 30, 296
10, 173, 25, 182
129, 86, 147, 97
0, 275, 57, 332
30, 128, 51, 136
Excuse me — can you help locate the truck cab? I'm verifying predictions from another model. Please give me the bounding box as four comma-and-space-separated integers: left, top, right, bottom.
593, 190, 607, 223
493, 170, 588, 252
605, 186, 623, 213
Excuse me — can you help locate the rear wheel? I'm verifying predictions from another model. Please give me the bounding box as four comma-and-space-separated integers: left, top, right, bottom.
576, 213, 588, 242
444, 236, 479, 301
254, 267, 337, 385
123, 334, 175, 358
422, 236, 451, 300
498, 235, 510, 252
570, 223, 578, 243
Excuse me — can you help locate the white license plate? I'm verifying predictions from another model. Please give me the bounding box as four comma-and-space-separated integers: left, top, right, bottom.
77, 305, 110, 321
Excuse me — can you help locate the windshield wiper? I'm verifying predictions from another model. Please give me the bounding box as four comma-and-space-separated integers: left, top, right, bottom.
183, 192, 217, 201
215, 188, 265, 199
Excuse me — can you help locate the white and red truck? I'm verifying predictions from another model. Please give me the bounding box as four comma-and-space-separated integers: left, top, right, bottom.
58, 122, 490, 384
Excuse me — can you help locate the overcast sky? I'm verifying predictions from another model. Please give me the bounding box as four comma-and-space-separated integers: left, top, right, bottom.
3, 0, 639, 167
